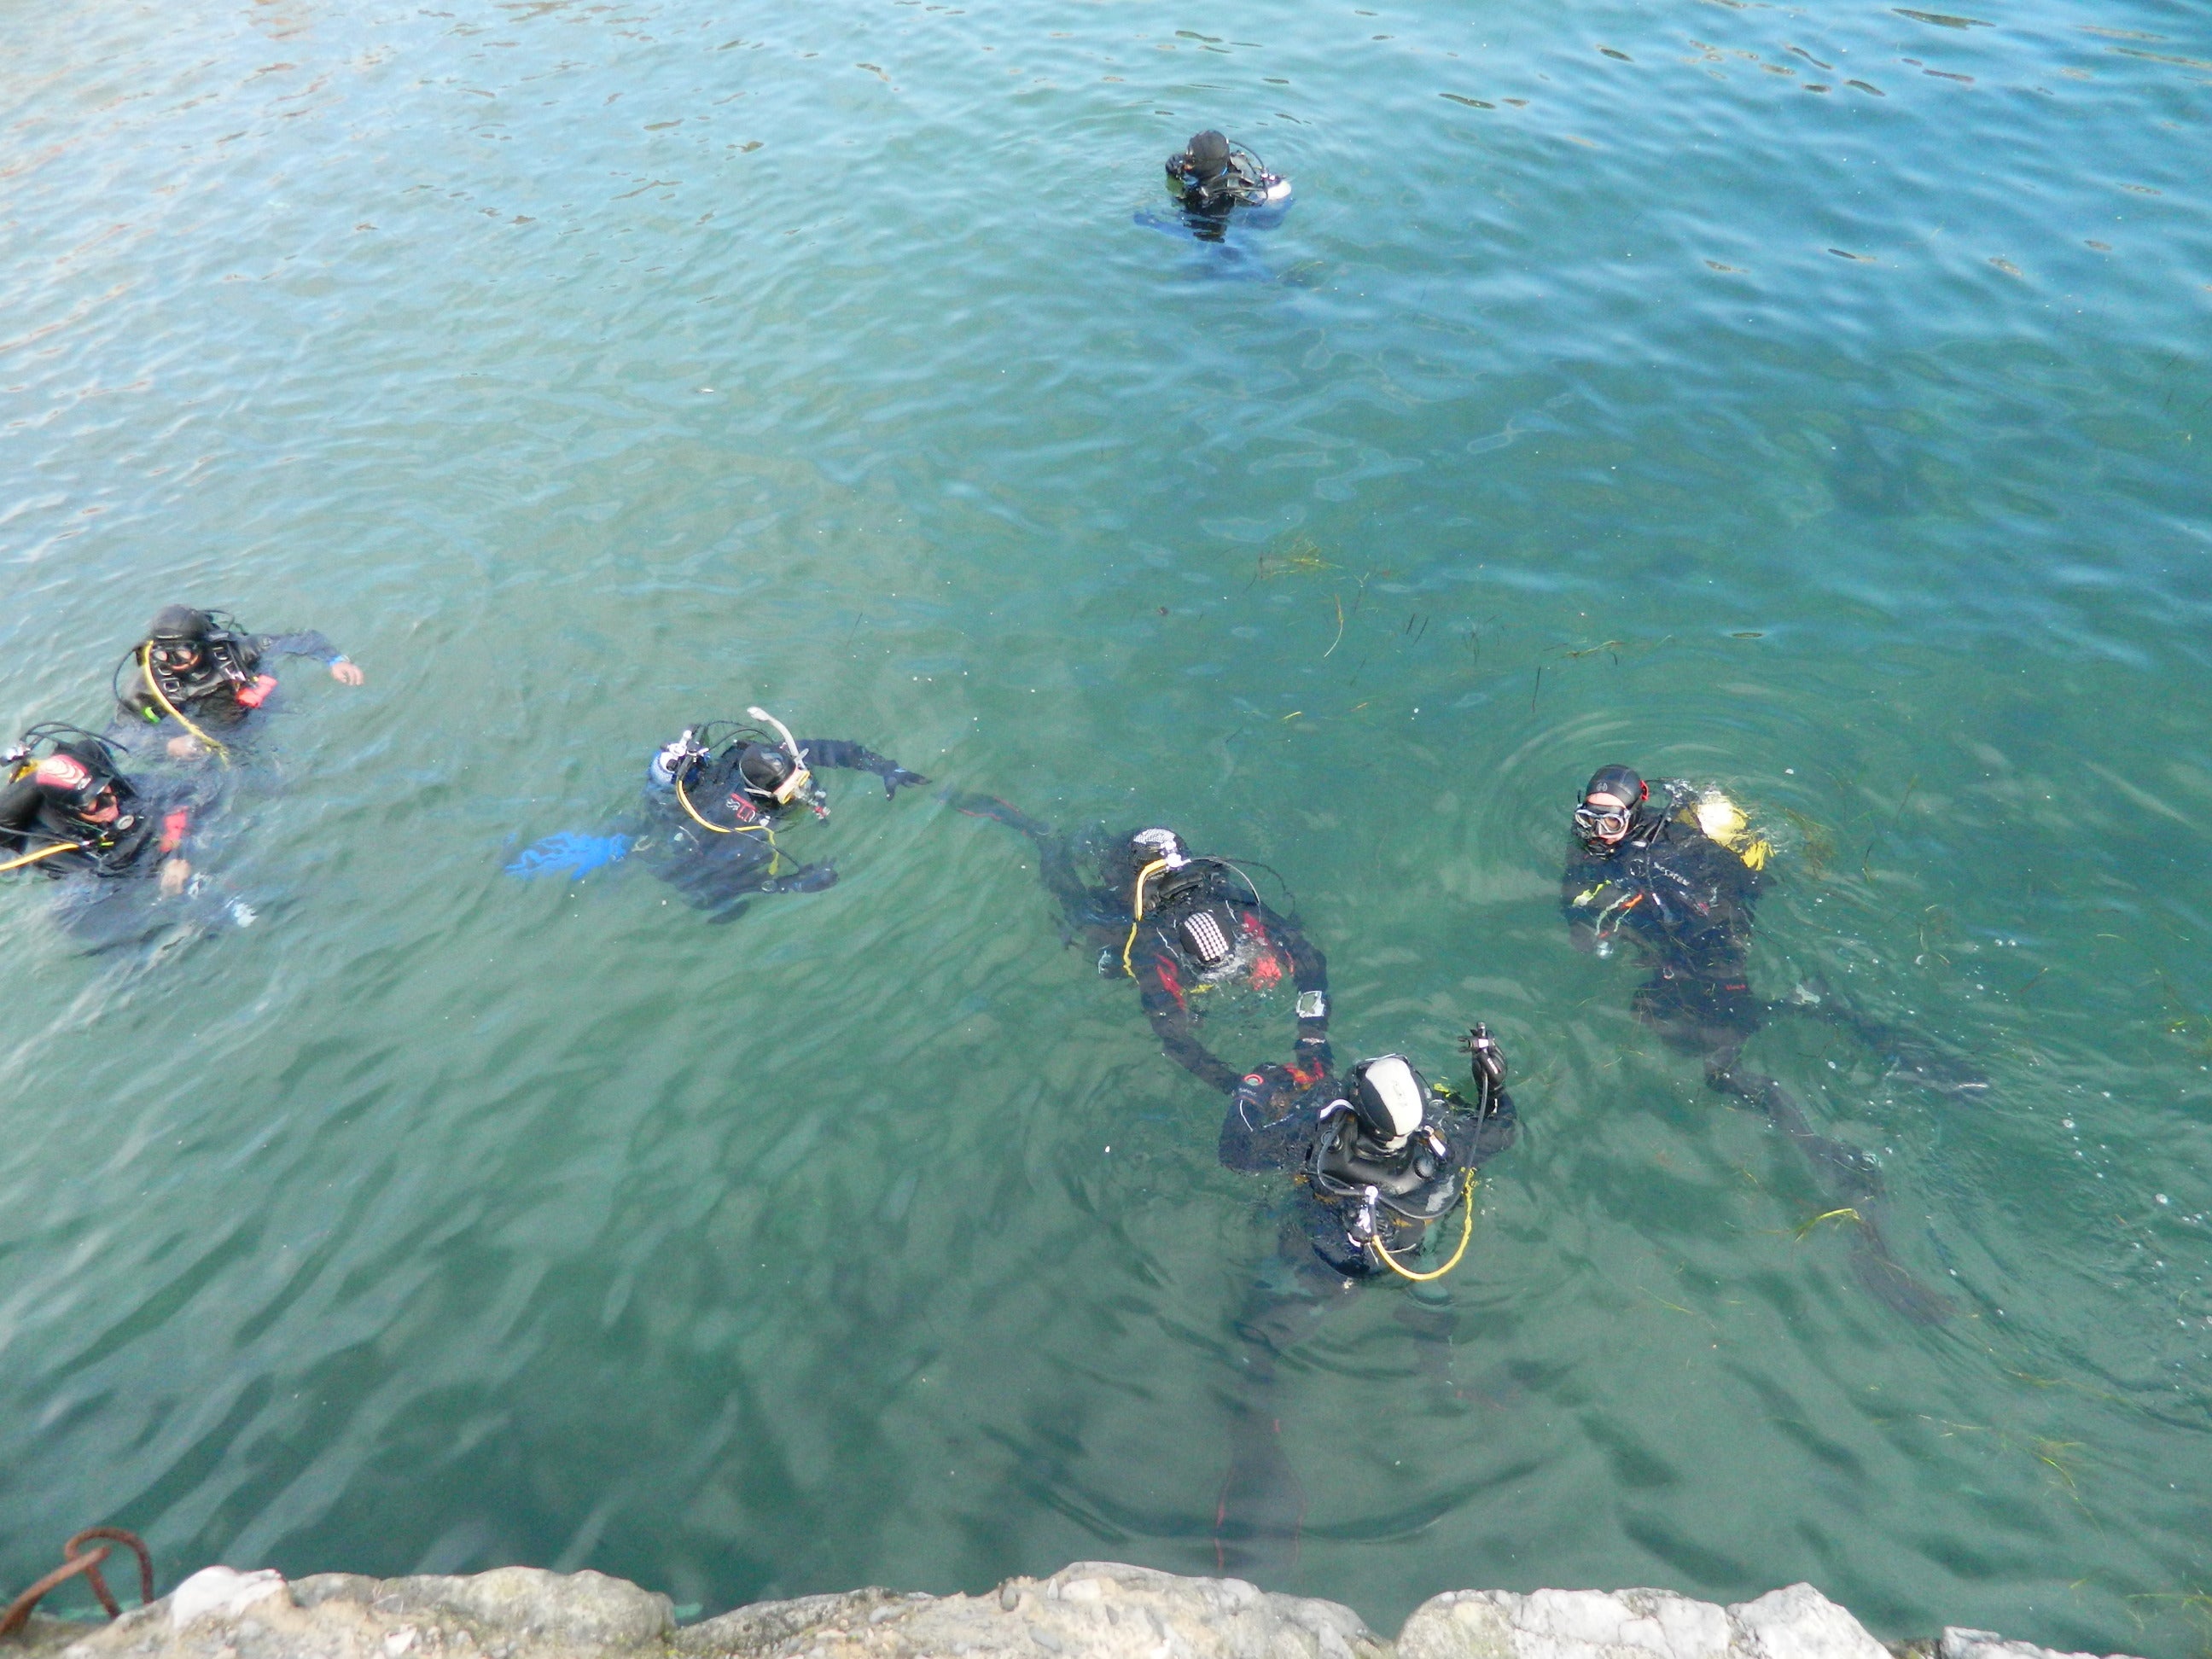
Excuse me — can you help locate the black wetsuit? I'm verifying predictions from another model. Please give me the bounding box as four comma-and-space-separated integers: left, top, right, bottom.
636, 739, 920, 924
1220, 1072, 1516, 1280
1560, 783, 1955, 1324
1208, 1057, 1516, 1574
1560, 784, 1763, 1062
116, 627, 343, 740
950, 800, 1330, 1092
0, 773, 183, 881
1162, 151, 1289, 243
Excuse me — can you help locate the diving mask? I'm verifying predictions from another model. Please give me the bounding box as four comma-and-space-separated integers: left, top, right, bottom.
771, 765, 812, 806
1574, 800, 1633, 844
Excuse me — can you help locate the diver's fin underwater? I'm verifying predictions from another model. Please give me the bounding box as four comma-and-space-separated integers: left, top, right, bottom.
1780, 981, 1991, 1099
1213, 1400, 1306, 1580
1712, 1063, 1954, 1324
1848, 1230, 1956, 1327
940, 790, 1052, 841
505, 831, 632, 880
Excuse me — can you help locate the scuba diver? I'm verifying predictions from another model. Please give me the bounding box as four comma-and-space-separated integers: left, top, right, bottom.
1, 730, 194, 893
946, 800, 1330, 1093
114, 604, 364, 760
1210, 1033, 1515, 1575
1220, 1033, 1514, 1283
1160, 129, 1291, 243
1563, 763, 1972, 1324
508, 707, 927, 924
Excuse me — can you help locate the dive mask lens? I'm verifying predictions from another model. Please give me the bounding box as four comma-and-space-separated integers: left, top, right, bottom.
771, 765, 812, 806
152, 642, 195, 668
1575, 802, 1632, 841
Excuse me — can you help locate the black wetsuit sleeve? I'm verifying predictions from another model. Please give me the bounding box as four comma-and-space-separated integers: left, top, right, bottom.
0, 777, 41, 853
1218, 1092, 1321, 1173
1255, 899, 1330, 1056
114, 649, 165, 727
1447, 1087, 1519, 1168
1134, 952, 1244, 1094
1560, 849, 1620, 951
244, 631, 342, 664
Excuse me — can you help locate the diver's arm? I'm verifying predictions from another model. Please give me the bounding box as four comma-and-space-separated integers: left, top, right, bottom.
1561, 858, 1618, 952
1217, 1092, 1266, 1171
247, 631, 363, 684
1257, 900, 1332, 1075
798, 739, 928, 797
1135, 955, 1243, 1093
1218, 1077, 1314, 1173
1423, 1086, 1518, 1182
0, 778, 41, 854
117, 684, 165, 728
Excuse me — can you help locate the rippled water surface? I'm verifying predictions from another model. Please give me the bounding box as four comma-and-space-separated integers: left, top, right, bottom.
4, 0, 2210, 1648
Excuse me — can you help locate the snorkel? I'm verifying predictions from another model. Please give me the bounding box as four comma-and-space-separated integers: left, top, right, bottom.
747, 706, 824, 817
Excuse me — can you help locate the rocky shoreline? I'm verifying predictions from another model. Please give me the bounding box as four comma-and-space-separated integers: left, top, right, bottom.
6, 1560, 2143, 1659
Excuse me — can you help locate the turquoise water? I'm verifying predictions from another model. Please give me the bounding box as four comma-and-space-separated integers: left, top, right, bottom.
3, 0, 2210, 1650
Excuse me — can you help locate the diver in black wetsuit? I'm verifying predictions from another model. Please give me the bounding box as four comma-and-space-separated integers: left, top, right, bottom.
948, 800, 1330, 1093
1162, 129, 1291, 242
1208, 1033, 1515, 1576
634, 713, 927, 923
1220, 1033, 1515, 1284
1562, 763, 1966, 1323
0, 732, 195, 892
114, 604, 364, 760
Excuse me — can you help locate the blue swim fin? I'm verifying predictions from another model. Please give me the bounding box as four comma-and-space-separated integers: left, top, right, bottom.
506, 831, 632, 880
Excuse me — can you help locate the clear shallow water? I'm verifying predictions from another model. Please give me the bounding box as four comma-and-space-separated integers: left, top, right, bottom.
3, 0, 2209, 1648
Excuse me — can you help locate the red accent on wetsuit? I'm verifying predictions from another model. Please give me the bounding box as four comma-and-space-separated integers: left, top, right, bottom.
725, 794, 760, 824
235, 675, 279, 708
1155, 956, 1189, 1011
160, 810, 190, 853
1238, 911, 1287, 989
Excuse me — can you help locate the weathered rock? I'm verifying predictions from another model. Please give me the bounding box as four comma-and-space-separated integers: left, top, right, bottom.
0, 1559, 2144, 1659
1735, 1586, 1892, 1659
1399, 1587, 1731, 1659
11, 1564, 668, 1659
168, 1569, 288, 1630
1941, 1630, 2135, 1659
1400, 1583, 1909, 1659
680, 1562, 1387, 1659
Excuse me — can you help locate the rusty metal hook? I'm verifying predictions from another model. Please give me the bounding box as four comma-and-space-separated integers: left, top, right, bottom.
0, 1528, 153, 1640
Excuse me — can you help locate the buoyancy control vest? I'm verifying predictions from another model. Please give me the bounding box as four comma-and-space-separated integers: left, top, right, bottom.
134, 630, 273, 726
1309, 1089, 1478, 1224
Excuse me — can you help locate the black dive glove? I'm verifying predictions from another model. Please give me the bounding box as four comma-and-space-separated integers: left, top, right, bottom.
881, 766, 929, 799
